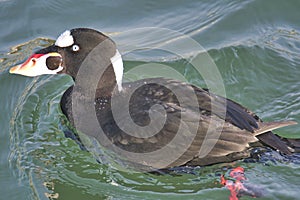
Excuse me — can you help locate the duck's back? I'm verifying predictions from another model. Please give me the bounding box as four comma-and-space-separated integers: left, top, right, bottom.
60, 78, 295, 168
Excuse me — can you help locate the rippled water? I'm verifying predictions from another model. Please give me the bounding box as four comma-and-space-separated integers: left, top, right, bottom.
1, 0, 300, 199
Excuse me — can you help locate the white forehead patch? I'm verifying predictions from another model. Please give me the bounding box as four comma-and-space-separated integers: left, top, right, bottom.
55, 30, 74, 47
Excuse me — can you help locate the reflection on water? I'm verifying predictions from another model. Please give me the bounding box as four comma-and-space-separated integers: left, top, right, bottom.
1, 0, 300, 199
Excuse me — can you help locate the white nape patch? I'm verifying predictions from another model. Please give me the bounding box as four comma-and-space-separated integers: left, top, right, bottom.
55, 30, 74, 47
110, 50, 124, 91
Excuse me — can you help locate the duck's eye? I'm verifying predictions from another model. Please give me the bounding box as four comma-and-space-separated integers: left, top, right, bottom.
72, 44, 80, 52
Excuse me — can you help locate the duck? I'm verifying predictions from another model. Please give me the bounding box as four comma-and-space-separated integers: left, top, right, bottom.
9, 28, 300, 170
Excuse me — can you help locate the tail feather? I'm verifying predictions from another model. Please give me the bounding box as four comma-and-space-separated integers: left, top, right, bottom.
255, 121, 298, 154
254, 121, 297, 135
281, 138, 300, 153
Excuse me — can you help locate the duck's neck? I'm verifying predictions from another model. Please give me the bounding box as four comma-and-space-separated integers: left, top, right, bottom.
96, 64, 118, 97
97, 50, 124, 96
70, 66, 116, 98
71, 50, 124, 98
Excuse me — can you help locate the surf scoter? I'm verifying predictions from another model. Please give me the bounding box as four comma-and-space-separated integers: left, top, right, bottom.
9, 28, 299, 169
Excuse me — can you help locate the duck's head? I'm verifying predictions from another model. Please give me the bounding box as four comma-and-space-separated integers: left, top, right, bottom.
10, 28, 124, 91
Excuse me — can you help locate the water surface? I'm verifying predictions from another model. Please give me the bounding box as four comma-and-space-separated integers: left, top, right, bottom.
1, 0, 300, 199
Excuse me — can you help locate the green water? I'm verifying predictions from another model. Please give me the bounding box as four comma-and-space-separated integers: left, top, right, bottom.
1, 0, 300, 199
